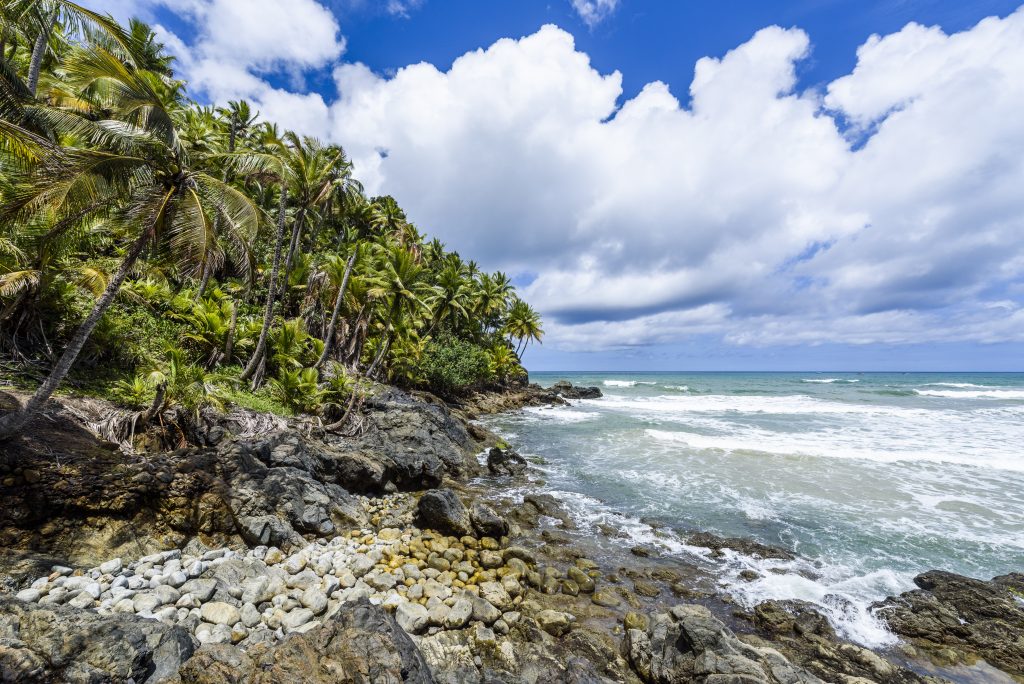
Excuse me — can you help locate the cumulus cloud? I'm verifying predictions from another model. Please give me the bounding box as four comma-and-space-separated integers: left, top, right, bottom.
88, 1, 1024, 352
322, 12, 1024, 350
570, 0, 620, 27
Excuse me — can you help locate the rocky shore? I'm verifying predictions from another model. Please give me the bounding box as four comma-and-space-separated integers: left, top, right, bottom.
0, 381, 1021, 683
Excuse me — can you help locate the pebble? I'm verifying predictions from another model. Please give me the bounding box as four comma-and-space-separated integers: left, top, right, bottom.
10, 493, 588, 652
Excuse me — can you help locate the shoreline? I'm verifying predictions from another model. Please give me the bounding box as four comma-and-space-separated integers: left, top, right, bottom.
0, 383, 1021, 683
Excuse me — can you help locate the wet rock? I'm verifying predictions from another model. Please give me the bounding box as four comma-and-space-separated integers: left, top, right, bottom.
486, 447, 529, 477
686, 531, 795, 560
537, 609, 574, 637
623, 604, 820, 683
417, 488, 473, 537
873, 570, 1024, 678
550, 381, 603, 400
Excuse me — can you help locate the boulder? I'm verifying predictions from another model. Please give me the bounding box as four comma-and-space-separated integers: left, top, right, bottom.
622, 604, 821, 683
486, 447, 529, 477
550, 380, 602, 400
0, 595, 195, 683
873, 570, 1024, 678
176, 600, 433, 683
470, 502, 509, 538
417, 489, 473, 537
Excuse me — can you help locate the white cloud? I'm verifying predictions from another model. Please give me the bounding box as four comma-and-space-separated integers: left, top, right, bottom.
323, 11, 1024, 350
89, 1, 1024, 352
570, 0, 620, 27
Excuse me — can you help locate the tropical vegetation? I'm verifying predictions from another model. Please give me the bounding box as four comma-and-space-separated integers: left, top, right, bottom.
0, 2, 543, 439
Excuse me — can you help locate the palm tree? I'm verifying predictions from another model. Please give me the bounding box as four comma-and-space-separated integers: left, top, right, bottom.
0, 44, 259, 439
364, 243, 430, 379
505, 298, 544, 359
14, 0, 135, 96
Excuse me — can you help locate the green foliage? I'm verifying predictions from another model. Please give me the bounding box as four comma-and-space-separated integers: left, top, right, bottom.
417, 334, 492, 395
111, 374, 152, 408
0, 9, 543, 432
269, 367, 322, 414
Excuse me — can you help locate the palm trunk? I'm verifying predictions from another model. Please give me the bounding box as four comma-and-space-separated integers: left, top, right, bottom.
195, 260, 212, 299
223, 300, 238, 363
239, 187, 288, 382
282, 209, 304, 287
364, 331, 392, 380
27, 12, 56, 96
0, 228, 151, 440
314, 248, 357, 369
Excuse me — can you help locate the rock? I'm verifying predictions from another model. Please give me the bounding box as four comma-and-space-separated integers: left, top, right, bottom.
134, 593, 163, 614
486, 447, 529, 477
396, 602, 430, 634
201, 601, 242, 626
177, 600, 433, 683
623, 604, 821, 683
470, 502, 509, 539
15, 588, 40, 602
873, 570, 1024, 678
99, 558, 123, 574
479, 581, 513, 611
0, 595, 195, 683
550, 380, 603, 399
301, 587, 329, 615
240, 602, 262, 628
181, 578, 217, 602
591, 589, 621, 608
537, 609, 574, 637
444, 596, 474, 629
469, 594, 502, 624
567, 566, 595, 593
284, 555, 307, 574
417, 488, 473, 537
154, 584, 181, 606
283, 607, 315, 631
686, 531, 795, 560
350, 555, 375, 578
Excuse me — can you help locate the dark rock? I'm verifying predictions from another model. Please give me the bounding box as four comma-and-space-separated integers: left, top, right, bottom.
0, 595, 195, 683
417, 489, 473, 537
873, 570, 1024, 678
622, 603, 821, 683
486, 447, 528, 477
686, 531, 795, 561
748, 599, 931, 683
550, 381, 602, 400
470, 502, 509, 539
176, 600, 434, 683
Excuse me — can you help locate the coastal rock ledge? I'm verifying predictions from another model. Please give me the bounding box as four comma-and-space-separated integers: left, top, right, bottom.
1, 388, 1022, 683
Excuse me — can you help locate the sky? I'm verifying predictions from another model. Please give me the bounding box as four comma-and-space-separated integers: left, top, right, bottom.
91, 0, 1024, 371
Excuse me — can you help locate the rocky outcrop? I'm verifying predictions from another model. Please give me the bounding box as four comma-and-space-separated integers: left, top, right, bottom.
0, 595, 196, 683
175, 600, 434, 683
750, 600, 932, 683
0, 387, 482, 568
873, 570, 1024, 677
550, 381, 603, 400
685, 532, 795, 561
622, 604, 821, 683
486, 447, 528, 477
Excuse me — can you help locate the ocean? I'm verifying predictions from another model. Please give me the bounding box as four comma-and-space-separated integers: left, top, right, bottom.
480, 371, 1024, 647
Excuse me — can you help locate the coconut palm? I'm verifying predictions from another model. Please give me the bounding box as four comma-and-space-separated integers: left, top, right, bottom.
0, 43, 259, 439
505, 298, 544, 358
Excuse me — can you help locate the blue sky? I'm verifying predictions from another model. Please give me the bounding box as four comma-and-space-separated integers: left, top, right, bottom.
97, 0, 1024, 371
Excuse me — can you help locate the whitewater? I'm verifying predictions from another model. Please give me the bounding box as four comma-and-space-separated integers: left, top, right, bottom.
483, 372, 1024, 648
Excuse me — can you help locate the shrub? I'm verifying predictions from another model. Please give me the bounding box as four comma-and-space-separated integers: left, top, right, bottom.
417, 334, 492, 395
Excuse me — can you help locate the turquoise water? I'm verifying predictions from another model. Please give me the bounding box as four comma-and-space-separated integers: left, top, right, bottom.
483, 372, 1024, 646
